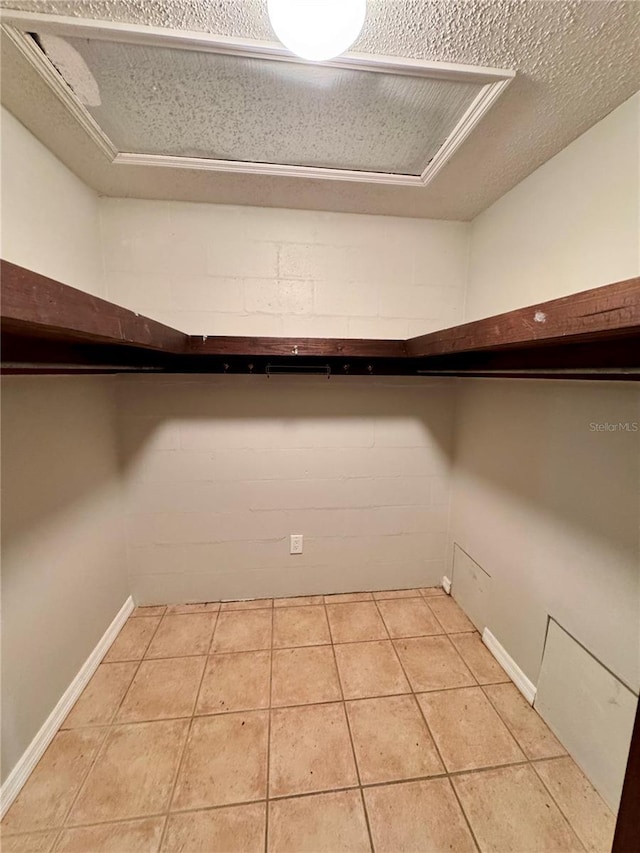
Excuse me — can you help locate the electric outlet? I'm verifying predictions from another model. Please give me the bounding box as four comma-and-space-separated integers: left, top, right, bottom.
290, 534, 303, 555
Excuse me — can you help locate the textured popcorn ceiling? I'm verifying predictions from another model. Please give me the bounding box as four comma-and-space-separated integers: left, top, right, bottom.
1, 0, 639, 219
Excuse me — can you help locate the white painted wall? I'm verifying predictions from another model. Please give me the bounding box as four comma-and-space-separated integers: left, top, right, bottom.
1, 377, 128, 782
99, 199, 468, 603
452, 379, 639, 691
0, 106, 104, 296
119, 375, 455, 604
99, 199, 468, 339
0, 113, 123, 785
465, 92, 640, 321
451, 91, 640, 807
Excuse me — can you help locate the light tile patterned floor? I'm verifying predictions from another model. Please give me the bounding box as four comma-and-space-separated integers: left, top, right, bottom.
2, 589, 616, 853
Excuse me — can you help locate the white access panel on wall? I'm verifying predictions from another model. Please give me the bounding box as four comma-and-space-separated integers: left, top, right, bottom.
535, 618, 638, 811
451, 544, 491, 632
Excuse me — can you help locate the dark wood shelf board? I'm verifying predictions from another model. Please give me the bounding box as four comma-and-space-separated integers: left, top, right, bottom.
407, 277, 640, 357
1, 260, 187, 353
2, 261, 639, 379
187, 335, 407, 358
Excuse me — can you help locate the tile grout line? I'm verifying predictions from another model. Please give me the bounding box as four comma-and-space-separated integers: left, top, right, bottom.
527, 761, 591, 853
57, 612, 168, 835
324, 602, 376, 853
478, 682, 567, 762
107, 610, 176, 725
447, 776, 483, 853
473, 672, 586, 838
263, 609, 274, 853
7, 589, 595, 850
372, 595, 483, 853
206, 608, 222, 656
20, 757, 551, 839
57, 682, 546, 732
6, 610, 166, 843
155, 610, 217, 852
411, 608, 589, 852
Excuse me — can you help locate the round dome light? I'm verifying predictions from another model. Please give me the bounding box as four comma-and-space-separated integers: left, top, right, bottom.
267, 0, 367, 62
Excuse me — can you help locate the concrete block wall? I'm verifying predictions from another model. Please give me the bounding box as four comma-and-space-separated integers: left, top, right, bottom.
118, 376, 456, 604
99, 199, 469, 603
100, 199, 468, 338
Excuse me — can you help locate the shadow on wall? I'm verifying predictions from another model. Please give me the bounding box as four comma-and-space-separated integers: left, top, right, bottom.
0, 376, 129, 781
1, 376, 123, 544
452, 379, 639, 554
450, 378, 640, 691
114, 374, 458, 602
116, 374, 456, 467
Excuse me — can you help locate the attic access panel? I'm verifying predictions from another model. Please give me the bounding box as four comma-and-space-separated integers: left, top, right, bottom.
3, 13, 514, 186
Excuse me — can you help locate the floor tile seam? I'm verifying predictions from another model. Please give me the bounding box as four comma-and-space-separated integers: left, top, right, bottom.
58, 800, 269, 832
370, 598, 423, 703
55, 614, 167, 832
389, 633, 481, 695
132, 591, 441, 614
4, 621, 165, 837
373, 596, 449, 639
219, 606, 273, 614
206, 609, 225, 656
157, 647, 212, 849
370, 599, 465, 705
446, 772, 484, 853
264, 621, 275, 853
477, 682, 569, 759
450, 759, 590, 853
396, 646, 515, 852
144, 609, 218, 660
447, 759, 572, 853
420, 599, 449, 634
0, 827, 64, 849
59, 687, 542, 727
527, 760, 595, 853
476, 683, 545, 764
48, 828, 63, 853
323, 610, 376, 853
56, 724, 113, 831
12, 759, 554, 837
141, 651, 213, 662
106, 653, 151, 729
272, 630, 472, 649
366, 592, 456, 845
21, 591, 586, 848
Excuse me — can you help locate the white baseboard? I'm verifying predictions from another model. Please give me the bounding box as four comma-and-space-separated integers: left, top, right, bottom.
482, 627, 537, 705
0, 595, 134, 817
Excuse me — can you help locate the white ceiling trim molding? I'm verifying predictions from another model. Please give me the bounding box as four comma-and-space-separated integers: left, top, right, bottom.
0, 10, 515, 188
112, 152, 423, 186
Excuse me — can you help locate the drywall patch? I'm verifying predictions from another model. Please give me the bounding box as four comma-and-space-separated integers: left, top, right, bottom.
535, 617, 637, 810
451, 543, 491, 631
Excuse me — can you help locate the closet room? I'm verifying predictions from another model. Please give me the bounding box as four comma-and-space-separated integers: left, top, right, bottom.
1, 2, 638, 851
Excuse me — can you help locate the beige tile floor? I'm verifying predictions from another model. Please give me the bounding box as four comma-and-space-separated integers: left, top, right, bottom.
2, 589, 616, 853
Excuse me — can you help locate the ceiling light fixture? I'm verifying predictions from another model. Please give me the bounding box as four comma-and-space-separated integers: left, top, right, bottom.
267, 0, 367, 62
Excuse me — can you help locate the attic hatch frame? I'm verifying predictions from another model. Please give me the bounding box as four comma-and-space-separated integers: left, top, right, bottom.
0, 9, 514, 187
